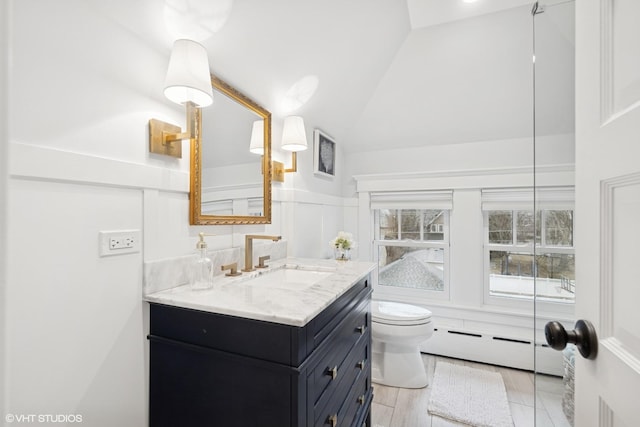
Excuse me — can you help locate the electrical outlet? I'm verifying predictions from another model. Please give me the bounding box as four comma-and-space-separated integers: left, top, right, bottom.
99, 230, 141, 257
124, 236, 135, 248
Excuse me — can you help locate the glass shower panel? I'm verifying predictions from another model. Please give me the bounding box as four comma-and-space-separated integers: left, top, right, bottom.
533, 1, 576, 426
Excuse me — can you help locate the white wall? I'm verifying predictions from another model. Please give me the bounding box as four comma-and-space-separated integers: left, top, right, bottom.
272, 127, 346, 198
268, 126, 349, 259
5, 1, 189, 424
344, 134, 574, 196
274, 188, 346, 259
7, 179, 146, 426
1, 0, 11, 419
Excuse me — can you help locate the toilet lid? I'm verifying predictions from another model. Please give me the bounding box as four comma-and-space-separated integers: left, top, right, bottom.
371, 301, 432, 326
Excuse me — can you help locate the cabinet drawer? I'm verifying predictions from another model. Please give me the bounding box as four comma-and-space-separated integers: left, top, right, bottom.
317, 368, 371, 427
341, 374, 372, 427
309, 299, 369, 408
313, 337, 369, 426
150, 303, 298, 365
151, 277, 371, 367
307, 277, 370, 351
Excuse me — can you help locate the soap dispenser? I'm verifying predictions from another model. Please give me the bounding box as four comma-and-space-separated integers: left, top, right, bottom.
190, 232, 214, 290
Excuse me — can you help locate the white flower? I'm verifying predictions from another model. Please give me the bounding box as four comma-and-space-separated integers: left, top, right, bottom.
331, 231, 356, 250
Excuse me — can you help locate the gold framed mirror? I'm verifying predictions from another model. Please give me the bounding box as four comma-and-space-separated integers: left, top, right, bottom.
189, 75, 272, 225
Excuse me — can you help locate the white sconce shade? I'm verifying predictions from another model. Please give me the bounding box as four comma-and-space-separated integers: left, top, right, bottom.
249, 120, 264, 155
149, 39, 212, 158
281, 116, 308, 152
164, 39, 213, 107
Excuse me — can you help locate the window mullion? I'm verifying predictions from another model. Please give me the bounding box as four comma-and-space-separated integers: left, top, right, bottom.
539, 210, 543, 247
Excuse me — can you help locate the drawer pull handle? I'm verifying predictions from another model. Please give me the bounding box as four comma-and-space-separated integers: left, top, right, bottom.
358, 360, 366, 370
328, 414, 338, 427
358, 394, 366, 405
356, 325, 366, 335
327, 366, 338, 380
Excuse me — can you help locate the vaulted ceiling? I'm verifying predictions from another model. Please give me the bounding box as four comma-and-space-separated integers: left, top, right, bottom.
93, 0, 573, 154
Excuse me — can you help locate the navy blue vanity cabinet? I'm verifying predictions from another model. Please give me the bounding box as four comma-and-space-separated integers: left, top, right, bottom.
147, 275, 372, 427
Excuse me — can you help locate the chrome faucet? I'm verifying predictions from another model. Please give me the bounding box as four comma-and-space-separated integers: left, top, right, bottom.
243, 234, 282, 272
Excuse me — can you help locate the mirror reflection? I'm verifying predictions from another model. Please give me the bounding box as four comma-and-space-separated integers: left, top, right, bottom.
189, 75, 272, 225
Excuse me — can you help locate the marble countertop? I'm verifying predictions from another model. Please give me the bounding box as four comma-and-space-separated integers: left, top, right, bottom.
144, 257, 376, 327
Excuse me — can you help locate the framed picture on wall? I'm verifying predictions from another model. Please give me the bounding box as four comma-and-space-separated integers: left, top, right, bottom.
313, 129, 336, 178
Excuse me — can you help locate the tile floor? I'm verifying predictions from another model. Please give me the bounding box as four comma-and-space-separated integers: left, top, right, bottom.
371, 354, 572, 427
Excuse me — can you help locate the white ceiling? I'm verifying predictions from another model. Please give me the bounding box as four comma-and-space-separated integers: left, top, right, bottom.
92, 0, 573, 154
406, 0, 535, 29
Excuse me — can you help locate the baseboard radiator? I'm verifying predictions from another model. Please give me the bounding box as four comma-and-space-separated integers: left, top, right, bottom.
420, 327, 564, 376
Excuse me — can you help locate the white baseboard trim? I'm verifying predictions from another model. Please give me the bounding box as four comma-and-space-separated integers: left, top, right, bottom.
421, 327, 564, 376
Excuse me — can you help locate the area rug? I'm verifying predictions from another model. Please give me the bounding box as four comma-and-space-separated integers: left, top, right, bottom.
427, 362, 514, 427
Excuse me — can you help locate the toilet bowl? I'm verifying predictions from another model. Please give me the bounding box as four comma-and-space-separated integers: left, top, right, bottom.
371, 300, 433, 389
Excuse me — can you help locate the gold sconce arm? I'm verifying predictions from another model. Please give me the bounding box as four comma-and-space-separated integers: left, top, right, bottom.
285, 152, 298, 173
149, 101, 198, 158
272, 152, 299, 182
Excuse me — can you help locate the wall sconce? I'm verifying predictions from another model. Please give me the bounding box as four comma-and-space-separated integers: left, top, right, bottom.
272, 116, 308, 182
249, 120, 265, 155
149, 39, 213, 158
249, 116, 307, 182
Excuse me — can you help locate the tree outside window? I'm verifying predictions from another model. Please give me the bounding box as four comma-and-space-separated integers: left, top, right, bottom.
486, 209, 575, 303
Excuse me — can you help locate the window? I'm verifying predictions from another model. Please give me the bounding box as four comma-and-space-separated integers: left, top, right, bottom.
248, 198, 264, 217
483, 188, 575, 303
371, 191, 452, 298
371, 190, 453, 299
375, 209, 448, 293
202, 199, 233, 215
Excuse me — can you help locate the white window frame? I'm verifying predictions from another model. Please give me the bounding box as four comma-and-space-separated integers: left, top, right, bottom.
373, 208, 450, 301
483, 202, 575, 314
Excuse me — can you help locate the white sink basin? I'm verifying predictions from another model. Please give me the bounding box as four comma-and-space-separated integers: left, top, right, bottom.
241, 267, 334, 290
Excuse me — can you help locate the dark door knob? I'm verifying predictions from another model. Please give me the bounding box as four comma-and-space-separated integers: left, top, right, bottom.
545, 319, 598, 360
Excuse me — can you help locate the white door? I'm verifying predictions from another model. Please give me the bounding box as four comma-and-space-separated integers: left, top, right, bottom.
574, 0, 640, 425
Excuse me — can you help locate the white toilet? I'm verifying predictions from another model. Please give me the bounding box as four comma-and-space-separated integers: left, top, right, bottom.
371, 300, 434, 389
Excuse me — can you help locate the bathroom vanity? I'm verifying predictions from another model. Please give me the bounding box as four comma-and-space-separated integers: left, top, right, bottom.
146, 259, 375, 427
